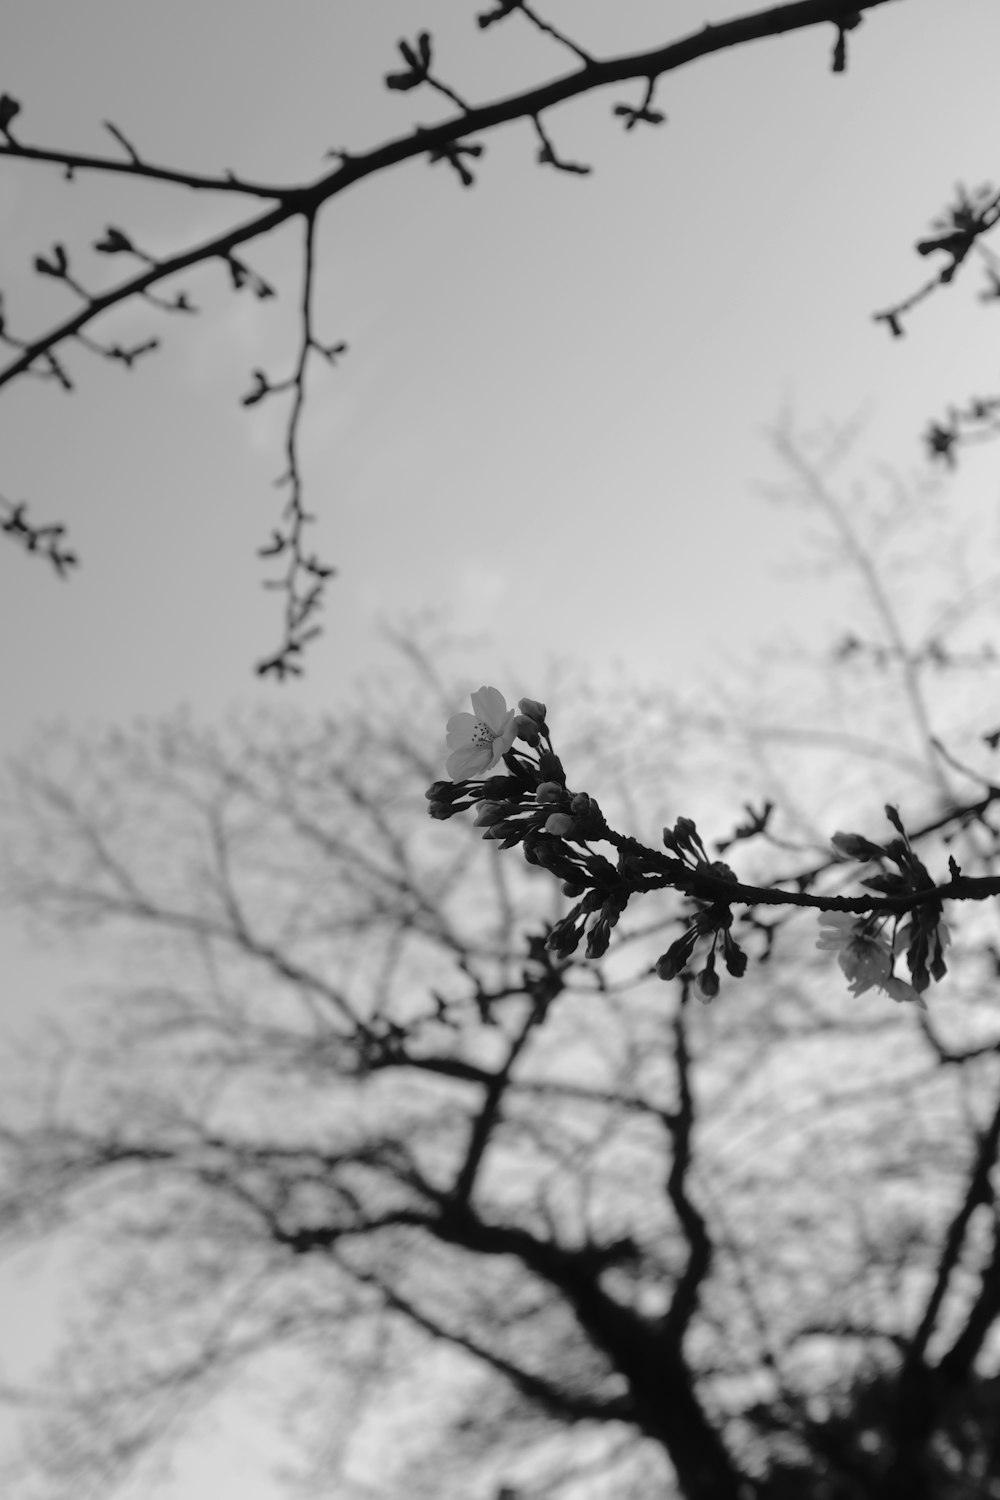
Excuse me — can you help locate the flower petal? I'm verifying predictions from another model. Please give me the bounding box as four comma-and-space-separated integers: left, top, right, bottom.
816, 912, 856, 938
446, 742, 494, 781
470, 686, 509, 733
446, 712, 476, 749
493, 718, 517, 760
881, 975, 926, 1009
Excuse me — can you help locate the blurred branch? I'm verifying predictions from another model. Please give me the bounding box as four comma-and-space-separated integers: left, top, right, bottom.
0, 491, 78, 576
882, 1082, 1000, 1497
772, 429, 950, 798
450, 987, 553, 1206
874, 181, 1000, 338
661, 986, 713, 1343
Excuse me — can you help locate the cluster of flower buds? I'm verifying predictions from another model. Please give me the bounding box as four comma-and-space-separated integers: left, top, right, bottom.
661, 815, 739, 886
654, 901, 748, 999
654, 819, 747, 997
426, 689, 637, 961
545, 884, 629, 961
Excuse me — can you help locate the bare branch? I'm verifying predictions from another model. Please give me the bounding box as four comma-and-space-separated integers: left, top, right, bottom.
0, 0, 900, 672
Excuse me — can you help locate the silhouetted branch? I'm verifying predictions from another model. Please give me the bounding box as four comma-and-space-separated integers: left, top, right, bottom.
0, 0, 899, 672
253, 211, 342, 678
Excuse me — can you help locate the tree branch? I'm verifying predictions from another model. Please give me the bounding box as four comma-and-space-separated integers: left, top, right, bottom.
0, 0, 901, 671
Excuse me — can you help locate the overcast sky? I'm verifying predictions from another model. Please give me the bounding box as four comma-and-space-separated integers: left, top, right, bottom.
2, 0, 999, 739
2, 1, 1000, 1494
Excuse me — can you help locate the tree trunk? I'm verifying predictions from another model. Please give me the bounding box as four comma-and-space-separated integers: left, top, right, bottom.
631, 1345, 756, 1500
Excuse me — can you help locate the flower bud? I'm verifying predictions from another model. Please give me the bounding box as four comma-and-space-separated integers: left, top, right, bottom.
425, 780, 456, 802
544, 812, 575, 838
655, 929, 698, 981
481, 775, 521, 799
536, 782, 564, 804
518, 698, 548, 724
655, 951, 684, 981
696, 962, 720, 1001
482, 822, 514, 840
473, 801, 507, 828
722, 932, 748, 977
537, 751, 565, 785
513, 714, 541, 746
546, 908, 583, 958
586, 916, 612, 960
831, 831, 886, 861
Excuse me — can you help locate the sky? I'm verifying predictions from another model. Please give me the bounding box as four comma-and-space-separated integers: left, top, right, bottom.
2, 0, 1000, 1494
2, 0, 999, 736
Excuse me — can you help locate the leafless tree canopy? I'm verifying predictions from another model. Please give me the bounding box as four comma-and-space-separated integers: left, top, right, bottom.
3, 455, 1000, 1498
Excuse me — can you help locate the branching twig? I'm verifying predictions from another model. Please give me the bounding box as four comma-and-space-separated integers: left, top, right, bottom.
253, 212, 342, 678
0, 0, 901, 671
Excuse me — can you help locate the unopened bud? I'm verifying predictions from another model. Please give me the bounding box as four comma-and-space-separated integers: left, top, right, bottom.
722, 932, 748, 977
586, 917, 612, 960
696, 963, 720, 1001
513, 714, 540, 746
544, 812, 575, 837
537, 751, 564, 784
482, 774, 521, 798
473, 801, 507, 828
518, 698, 548, 724
655, 951, 683, 981
546, 908, 583, 957
831, 831, 886, 861
536, 782, 563, 804
655, 929, 698, 981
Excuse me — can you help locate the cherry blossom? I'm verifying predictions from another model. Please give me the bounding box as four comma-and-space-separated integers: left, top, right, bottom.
445, 686, 517, 781
816, 911, 923, 1006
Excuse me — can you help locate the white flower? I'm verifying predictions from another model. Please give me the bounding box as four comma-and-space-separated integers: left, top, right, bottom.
445, 687, 517, 781
816, 911, 924, 1007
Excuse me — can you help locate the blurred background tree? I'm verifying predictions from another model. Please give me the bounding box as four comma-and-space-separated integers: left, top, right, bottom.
2, 434, 1000, 1499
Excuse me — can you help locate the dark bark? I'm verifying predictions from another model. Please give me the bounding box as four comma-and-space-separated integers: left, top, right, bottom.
628, 1341, 755, 1500
433, 1203, 751, 1499
879, 1086, 1000, 1498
